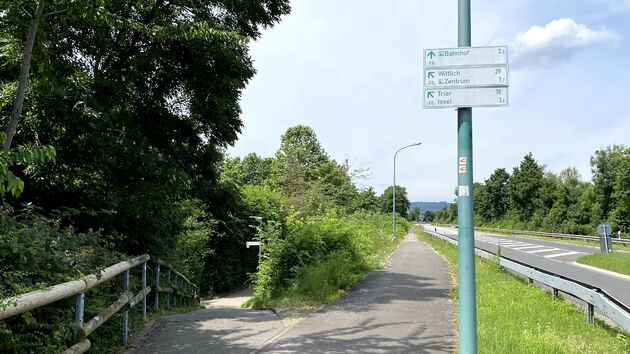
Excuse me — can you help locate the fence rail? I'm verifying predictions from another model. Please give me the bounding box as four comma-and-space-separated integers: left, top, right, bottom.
474, 226, 630, 245
424, 228, 630, 333
0, 255, 199, 354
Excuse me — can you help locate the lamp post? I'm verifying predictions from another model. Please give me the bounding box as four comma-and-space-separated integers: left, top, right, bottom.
393, 142, 422, 238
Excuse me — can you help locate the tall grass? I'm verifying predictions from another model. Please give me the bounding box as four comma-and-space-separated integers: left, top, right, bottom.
417, 229, 630, 354
249, 211, 408, 310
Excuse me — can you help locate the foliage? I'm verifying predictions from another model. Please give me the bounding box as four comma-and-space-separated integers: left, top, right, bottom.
408, 207, 421, 222
379, 185, 410, 218
0, 0, 290, 258
250, 211, 409, 309
508, 153, 545, 220
352, 187, 380, 213
0, 133, 55, 197
0, 205, 124, 352
435, 148, 630, 237
417, 230, 630, 354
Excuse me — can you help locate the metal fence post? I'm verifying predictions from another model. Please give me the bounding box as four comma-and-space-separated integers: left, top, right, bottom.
154, 264, 160, 310
587, 303, 595, 324
142, 261, 147, 320
167, 269, 172, 310
552, 288, 559, 300
74, 293, 85, 341
122, 270, 129, 345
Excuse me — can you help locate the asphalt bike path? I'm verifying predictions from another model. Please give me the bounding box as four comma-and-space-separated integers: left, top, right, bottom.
126, 234, 456, 353
258, 233, 456, 353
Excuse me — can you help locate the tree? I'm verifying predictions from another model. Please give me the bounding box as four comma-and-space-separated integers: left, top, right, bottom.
380, 185, 410, 218
352, 187, 380, 212
276, 125, 329, 181
485, 168, 510, 219
1, 0, 47, 151
610, 154, 630, 233
0, 0, 291, 256
221, 153, 275, 187
508, 153, 545, 220
408, 207, 421, 222
591, 145, 628, 221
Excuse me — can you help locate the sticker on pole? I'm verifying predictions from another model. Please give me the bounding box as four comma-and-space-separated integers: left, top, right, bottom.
459, 156, 467, 173
458, 185, 470, 197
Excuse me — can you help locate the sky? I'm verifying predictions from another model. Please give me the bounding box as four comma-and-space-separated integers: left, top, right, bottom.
228, 0, 630, 202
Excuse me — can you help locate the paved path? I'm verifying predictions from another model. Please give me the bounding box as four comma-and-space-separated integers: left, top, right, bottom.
127, 234, 456, 353
125, 289, 285, 354
259, 233, 455, 353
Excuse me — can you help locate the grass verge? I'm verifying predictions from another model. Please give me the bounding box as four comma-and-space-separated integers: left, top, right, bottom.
577, 253, 630, 276
417, 229, 630, 354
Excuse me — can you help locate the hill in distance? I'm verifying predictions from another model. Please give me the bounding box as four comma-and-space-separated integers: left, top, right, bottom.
409, 201, 449, 212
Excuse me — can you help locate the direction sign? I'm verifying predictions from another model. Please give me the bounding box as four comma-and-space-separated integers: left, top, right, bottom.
597, 224, 611, 236
424, 66, 508, 88
246, 241, 261, 248
424, 46, 507, 68
424, 87, 508, 109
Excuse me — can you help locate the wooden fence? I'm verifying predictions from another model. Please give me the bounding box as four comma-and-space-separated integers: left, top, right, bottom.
0, 255, 199, 353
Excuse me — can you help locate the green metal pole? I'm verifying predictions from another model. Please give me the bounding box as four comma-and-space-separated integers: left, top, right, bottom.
393, 154, 397, 238
457, 0, 478, 353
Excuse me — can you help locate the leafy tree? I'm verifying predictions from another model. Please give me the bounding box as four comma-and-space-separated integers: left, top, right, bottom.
380, 185, 410, 218
408, 207, 421, 222
352, 187, 380, 212
0, 0, 290, 256
423, 210, 435, 222
508, 153, 545, 220
316, 159, 358, 210
610, 154, 630, 233
485, 168, 510, 219
591, 145, 628, 221
221, 153, 275, 187
276, 125, 329, 187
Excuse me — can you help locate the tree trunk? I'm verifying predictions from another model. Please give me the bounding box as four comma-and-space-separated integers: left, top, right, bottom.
3, 0, 46, 151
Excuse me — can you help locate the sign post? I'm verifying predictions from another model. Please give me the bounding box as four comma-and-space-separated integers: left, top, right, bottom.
457, 2, 477, 352
422, 2, 509, 351
457, 1, 477, 353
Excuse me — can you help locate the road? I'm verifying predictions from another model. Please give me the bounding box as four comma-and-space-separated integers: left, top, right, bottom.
127, 234, 457, 353
427, 225, 630, 308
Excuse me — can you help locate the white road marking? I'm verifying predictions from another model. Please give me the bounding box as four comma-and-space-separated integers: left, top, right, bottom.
511, 245, 547, 251
498, 242, 527, 246
544, 251, 581, 258
525, 248, 561, 254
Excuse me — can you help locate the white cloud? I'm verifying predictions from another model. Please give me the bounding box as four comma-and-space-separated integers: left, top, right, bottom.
510, 18, 620, 67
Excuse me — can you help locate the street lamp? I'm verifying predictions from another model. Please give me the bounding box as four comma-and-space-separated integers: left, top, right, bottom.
393, 142, 422, 238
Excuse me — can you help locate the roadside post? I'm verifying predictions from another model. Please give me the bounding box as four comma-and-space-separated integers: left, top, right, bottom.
597, 224, 613, 253
422, 1, 509, 352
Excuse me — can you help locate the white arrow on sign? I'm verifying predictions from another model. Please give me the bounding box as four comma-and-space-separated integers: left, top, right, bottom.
424, 87, 508, 109
424, 46, 508, 68
424, 66, 508, 88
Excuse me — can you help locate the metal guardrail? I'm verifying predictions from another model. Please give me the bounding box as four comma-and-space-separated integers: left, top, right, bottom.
474, 227, 630, 245
424, 228, 630, 333
0, 255, 199, 353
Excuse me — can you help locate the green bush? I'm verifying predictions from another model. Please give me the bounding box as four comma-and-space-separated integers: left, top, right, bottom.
250, 210, 408, 309
0, 205, 124, 353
